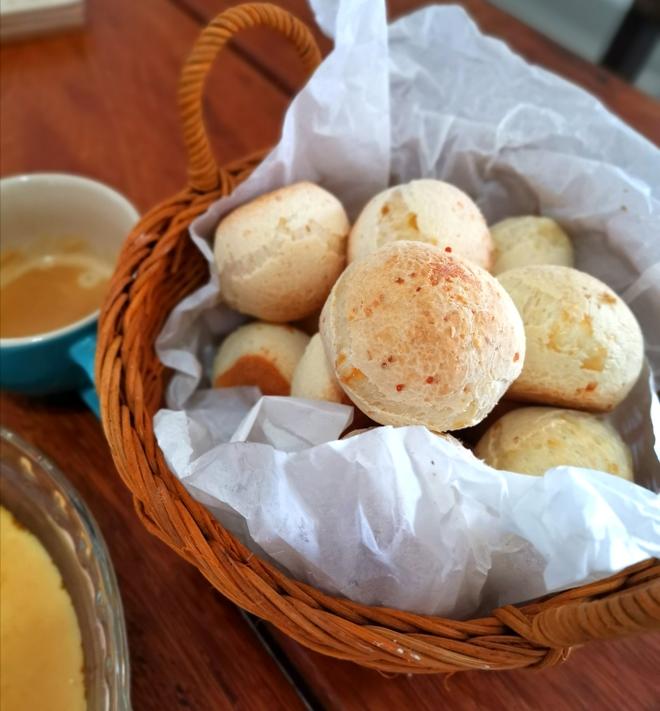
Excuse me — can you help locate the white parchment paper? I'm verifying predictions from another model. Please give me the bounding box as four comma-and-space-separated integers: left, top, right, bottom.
154, 1, 660, 617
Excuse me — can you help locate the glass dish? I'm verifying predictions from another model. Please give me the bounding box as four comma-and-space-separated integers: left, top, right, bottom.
0, 427, 130, 710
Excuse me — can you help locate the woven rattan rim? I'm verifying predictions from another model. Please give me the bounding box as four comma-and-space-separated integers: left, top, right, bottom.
96, 2, 660, 673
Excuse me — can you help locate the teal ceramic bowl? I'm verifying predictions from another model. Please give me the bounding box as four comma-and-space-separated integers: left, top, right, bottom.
0, 174, 138, 410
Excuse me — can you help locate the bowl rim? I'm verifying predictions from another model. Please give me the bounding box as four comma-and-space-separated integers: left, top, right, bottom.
0, 172, 139, 348
0, 426, 131, 710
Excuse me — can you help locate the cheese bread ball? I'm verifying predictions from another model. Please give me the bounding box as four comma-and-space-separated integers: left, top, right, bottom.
214, 182, 349, 322
291, 333, 347, 403
475, 406, 633, 480
320, 241, 525, 431
490, 216, 574, 275
348, 179, 493, 270
212, 322, 309, 395
498, 265, 644, 412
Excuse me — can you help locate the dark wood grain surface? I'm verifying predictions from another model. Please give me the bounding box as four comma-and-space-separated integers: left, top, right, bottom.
270, 624, 660, 710
1, 1, 659, 710
0, 0, 288, 210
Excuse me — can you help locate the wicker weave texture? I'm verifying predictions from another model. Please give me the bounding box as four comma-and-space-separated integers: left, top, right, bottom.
96, 2, 660, 674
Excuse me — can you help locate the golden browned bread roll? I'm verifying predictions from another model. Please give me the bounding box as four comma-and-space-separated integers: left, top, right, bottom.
212, 322, 309, 395
320, 242, 525, 431
475, 406, 633, 480
214, 182, 349, 322
490, 216, 574, 275
348, 179, 493, 269
290, 333, 347, 403
498, 265, 644, 412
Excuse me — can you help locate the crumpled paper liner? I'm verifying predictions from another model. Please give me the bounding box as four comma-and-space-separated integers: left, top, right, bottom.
153, 1, 660, 617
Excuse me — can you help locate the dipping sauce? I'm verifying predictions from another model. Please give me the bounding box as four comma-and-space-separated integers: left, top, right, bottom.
0, 247, 112, 339
0, 506, 85, 711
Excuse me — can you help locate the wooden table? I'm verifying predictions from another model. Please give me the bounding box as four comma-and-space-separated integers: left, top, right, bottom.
1, 1, 659, 708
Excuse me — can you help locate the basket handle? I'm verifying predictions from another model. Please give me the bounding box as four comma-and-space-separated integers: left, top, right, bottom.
499, 577, 660, 648
178, 2, 322, 192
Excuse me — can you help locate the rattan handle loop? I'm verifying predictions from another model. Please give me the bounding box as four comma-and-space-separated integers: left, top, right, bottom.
496, 578, 660, 650
529, 579, 660, 647
178, 2, 322, 192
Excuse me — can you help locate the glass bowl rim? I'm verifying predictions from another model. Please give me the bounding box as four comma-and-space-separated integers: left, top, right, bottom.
0, 426, 131, 710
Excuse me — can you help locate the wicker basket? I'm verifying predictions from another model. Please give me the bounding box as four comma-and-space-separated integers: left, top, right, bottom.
97, 2, 660, 673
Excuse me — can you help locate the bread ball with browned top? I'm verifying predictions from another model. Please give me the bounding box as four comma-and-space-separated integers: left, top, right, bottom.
320, 242, 525, 431
348, 179, 493, 270
291, 333, 347, 403
490, 216, 574, 275
214, 182, 349, 322
212, 322, 309, 395
498, 265, 644, 412
475, 406, 633, 480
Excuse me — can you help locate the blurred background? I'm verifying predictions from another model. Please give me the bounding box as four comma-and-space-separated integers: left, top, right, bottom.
2, 0, 659, 97
490, 0, 660, 97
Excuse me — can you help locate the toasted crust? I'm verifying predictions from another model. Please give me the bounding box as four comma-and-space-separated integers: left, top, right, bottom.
475, 406, 633, 480
214, 182, 349, 322
320, 242, 525, 431
348, 179, 493, 270
498, 265, 644, 412
490, 216, 574, 275
212, 322, 309, 396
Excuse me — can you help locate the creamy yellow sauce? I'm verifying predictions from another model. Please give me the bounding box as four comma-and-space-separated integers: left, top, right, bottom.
0, 506, 85, 711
